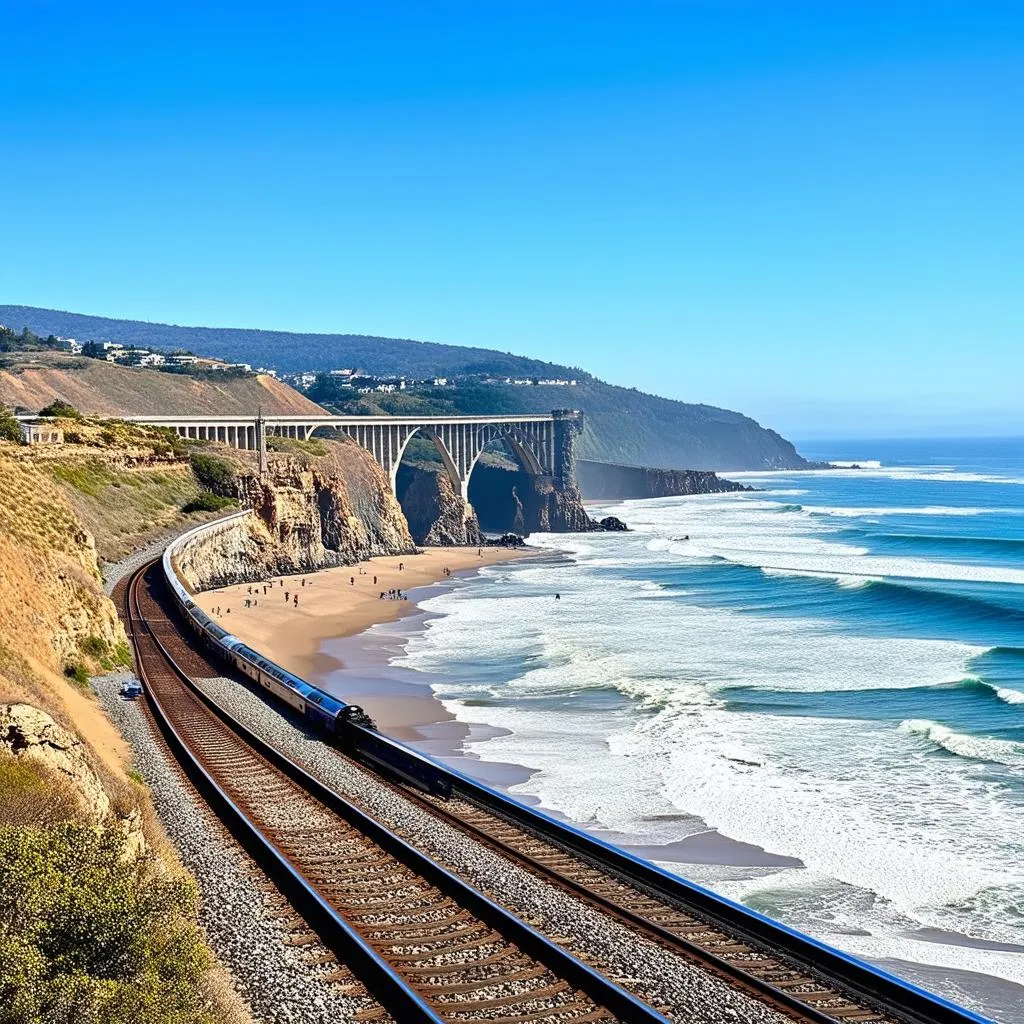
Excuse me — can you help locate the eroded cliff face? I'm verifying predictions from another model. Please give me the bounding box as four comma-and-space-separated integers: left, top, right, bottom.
467, 463, 599, 536
395, 464, 485, 546
576, 460, 751, 501
0, 451, 127, 699
177, 438, 415, 590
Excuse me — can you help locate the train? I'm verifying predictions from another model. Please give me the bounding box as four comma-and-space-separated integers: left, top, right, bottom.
161, 520, 452, 797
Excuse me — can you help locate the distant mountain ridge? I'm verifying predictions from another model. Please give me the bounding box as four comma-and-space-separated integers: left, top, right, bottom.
0, 305, 810, 470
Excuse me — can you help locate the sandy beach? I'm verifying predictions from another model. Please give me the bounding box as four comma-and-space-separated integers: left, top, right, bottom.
194, 545, 536, 684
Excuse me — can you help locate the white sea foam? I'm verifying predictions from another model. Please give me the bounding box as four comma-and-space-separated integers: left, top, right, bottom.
397, 485, 1024, 993
899, 719, 1024, 768
995, 687, 1024, 705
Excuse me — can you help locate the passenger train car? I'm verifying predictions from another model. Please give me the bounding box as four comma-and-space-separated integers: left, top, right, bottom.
161, 519, 452, 797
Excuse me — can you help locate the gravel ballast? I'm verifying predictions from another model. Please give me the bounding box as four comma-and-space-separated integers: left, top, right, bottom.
196, 672, 792, 1024
93, 672, 383, 1024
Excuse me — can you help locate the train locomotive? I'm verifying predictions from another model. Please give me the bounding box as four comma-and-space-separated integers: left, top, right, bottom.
161, 534, 452, 797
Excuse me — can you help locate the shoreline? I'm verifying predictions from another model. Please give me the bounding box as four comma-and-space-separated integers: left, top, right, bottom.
196, 543, 813, 869
193, 545, 538, 685
195, 534, 1021, 1017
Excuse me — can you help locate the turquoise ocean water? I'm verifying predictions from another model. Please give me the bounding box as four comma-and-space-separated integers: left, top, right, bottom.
387, 438, 1024, 1017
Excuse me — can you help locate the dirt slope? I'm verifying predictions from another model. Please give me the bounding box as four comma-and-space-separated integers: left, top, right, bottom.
0, 352, 324, 416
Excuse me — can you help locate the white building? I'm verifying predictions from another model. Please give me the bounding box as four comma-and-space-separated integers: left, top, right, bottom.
19, 422, 64, 445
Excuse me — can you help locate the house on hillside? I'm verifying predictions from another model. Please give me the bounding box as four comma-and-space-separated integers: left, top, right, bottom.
20, 421, 64, 444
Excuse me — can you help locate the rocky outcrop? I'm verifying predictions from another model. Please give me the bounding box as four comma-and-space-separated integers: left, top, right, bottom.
468, 463, 601, 536
576, 459, 751, 501
176, 438, 415, 590
395, 464, 484, 546
0, 702, 111, 823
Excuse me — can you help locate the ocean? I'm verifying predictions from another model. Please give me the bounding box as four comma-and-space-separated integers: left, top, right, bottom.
372, 437, 1024, 1019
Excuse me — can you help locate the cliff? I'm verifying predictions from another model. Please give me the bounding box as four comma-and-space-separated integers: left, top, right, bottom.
576, 459, 751, 501
465, 462, 598, 536
396, 462, 484, 546
176, 437, 414, 590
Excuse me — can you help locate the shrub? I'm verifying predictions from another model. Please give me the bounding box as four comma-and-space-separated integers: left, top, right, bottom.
182, 491, 238, 514
189, 453, 236, 494
80, 635, 108, 658
0, 405, 22, 444
63, 663, 89, 688
37, 400, 80, 420
0, 821, 217, 1024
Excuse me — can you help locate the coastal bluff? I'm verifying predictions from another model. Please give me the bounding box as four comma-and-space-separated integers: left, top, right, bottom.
576, 459, 751, 501
176, 438, 415, 591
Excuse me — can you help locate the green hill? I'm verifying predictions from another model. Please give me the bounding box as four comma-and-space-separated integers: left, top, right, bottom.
0, 305, 808, 470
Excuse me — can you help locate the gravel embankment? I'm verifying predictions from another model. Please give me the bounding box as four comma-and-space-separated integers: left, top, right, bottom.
93, 671, 383, 1024
197, 673, 791, 1024
101, 534, 182, 594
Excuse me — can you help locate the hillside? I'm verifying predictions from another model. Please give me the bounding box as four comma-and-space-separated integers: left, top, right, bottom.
0, 350, 323, 416
1, 305, 808, 469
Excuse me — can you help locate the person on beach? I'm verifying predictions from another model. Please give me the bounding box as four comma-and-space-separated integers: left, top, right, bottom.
373, 575, 377, 585
285, 591, 289, 602
477, 547, 482, 557
293, 594, 298, 607
301, 578, 306, 587
350, 576, 355, 585
399, 562, 404, 571
263, 585, 267, 595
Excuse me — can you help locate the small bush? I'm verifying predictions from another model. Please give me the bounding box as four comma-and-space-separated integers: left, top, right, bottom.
63, 663, 89, 688
37, 399, 81, 419
0, 755, 82, 829
182, 491, 238, 514
189, 452, 236, 494
81, 635, 108, 658
0, 405, 22, 444
62, 430, 82, 444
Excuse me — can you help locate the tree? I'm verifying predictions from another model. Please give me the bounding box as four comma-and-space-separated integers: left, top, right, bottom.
37, 400, 80, 419
0, 405, 22, 444
81, 341, 104, 359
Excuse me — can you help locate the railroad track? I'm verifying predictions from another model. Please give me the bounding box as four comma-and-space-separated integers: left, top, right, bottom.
123, 556, 985, 1024
124, 561, 670, 1024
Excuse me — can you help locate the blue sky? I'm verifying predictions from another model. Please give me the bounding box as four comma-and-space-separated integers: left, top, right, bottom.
2, 1, 1021, 438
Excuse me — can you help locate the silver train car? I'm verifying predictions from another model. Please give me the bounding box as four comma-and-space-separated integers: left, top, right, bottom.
161, 516, 452, 796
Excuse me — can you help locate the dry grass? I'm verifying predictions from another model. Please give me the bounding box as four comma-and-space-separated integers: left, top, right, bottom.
0, 350, 323, 416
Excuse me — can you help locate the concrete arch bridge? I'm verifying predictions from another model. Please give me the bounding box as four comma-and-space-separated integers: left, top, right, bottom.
121, 411, 582, 496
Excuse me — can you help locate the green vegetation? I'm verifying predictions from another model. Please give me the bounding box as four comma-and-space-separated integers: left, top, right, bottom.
62, 663, 89, 687
182, 491, 238, 514
37, 400, 81, 420
78, 636, 133, 672
265, 434, 327, 456
0, 325, 63, 354
0, 404, 22, 444
0, 758, 218, 1024
188, 452, 236, 494
49, 461, 118, 498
